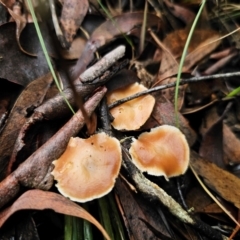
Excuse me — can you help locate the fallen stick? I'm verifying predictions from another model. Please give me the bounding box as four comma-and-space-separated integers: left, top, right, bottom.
0, 87, 106, 209
121, 148, 228, 240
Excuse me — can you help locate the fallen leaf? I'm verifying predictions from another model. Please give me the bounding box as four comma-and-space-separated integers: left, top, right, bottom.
200, 105, 240, 165
199, 106, 225, 168
60, 0, 89, 48
115, 178, 172, 239
0, 73, 53, 180
0, 214, 40, 240
0, 0, 28, 55
223, 124, 240, 165
143, 96, 196, 146
154, 29, 221, 109
191, 151, 240, 209
163, 0, 195, 24
70, 12, 161, 80
0, 22, 50, 86
0, 189, 110, 240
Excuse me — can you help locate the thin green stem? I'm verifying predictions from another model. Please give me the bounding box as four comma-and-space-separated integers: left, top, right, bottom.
174, 0, 206, 126
26, 0, 75, 114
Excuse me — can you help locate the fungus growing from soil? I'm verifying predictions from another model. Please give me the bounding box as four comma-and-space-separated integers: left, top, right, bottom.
129, 125, 190, 180
51, 132, 122, 202
106, 82, 155, 131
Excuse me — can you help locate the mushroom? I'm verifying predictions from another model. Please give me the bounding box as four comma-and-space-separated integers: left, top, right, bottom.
51, 132, 122, 202
129, 125, 190, 180
106, 82, 155, 131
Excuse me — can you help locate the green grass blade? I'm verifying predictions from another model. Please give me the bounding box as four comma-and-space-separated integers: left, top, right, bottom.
98, 196, 114, 240
227, 86, 240, 97
82, 203, 94, 240
26, 0, 75, 114
174, 0, 206, 126
64, 215, 73, 240
107, 193, 126, 240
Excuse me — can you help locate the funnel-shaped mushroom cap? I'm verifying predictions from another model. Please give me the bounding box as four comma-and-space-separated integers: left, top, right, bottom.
106, 82, 155, 131
129, 125, 189, 180
52, 133, 122, 202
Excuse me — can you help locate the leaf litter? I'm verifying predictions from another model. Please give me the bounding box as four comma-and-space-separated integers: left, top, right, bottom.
1, 0, 240, 239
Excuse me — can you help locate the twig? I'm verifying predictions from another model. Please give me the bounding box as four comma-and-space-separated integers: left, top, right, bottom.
0, 88, 106, 209
80, 45, 126, 82
121, 148, 227, 240
108, 71, 240, 109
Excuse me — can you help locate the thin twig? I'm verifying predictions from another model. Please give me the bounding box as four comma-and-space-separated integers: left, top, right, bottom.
108, 71, 240, 109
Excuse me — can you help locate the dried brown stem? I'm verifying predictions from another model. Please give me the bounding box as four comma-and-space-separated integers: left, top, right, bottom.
108, 71, 240, 109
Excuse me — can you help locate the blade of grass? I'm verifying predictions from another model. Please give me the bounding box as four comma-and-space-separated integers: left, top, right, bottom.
26, 0, 75, 114
174, 0, 206, 126
98, 196, 114, 240
227, 86, 240, 97
64, 215, 84, 240
64, 215, 73, 240
82, 203, 94, 240
72, 216, 84, 240
107, 193, 126, 240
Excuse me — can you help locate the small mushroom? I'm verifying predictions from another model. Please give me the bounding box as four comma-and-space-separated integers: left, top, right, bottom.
51, 132, 122, 202
129, 125, 190, 180
106, 82, 155, 131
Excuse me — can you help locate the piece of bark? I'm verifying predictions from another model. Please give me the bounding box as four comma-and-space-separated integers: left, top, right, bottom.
0, 87, 106, 209
0, 73, 53, 180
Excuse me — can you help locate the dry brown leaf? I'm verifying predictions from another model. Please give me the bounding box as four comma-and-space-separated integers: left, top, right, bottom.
115, 178, 172, 239
0, 73, 53, 180
186, 187, 213, 213
163, 0, 195, 24
154, 29, 221, 109
200, 106, 240, 165
0, 0, 30, 54
0, 189, 110, 240
199, 106, 224, 168
223, 124, 240, 164
70, 12, 161, 80
60, 36, 87, 59
143, 97, 196, 146
60, 0, 89, 48
191, 151, 240, 209
0, 23, 50, 85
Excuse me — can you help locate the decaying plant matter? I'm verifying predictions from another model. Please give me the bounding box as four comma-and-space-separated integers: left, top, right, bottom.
1, 0, 240, 239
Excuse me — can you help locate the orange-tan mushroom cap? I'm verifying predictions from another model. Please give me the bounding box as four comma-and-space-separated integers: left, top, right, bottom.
129, 125, 190, 180
106, 82, 155, 131
51, 132, 122, 202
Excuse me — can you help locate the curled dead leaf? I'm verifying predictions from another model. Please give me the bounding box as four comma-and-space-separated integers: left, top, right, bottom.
0, 189, 110, 240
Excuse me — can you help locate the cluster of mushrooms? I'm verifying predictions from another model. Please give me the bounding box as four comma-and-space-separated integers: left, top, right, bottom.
51, 82, 190, 203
